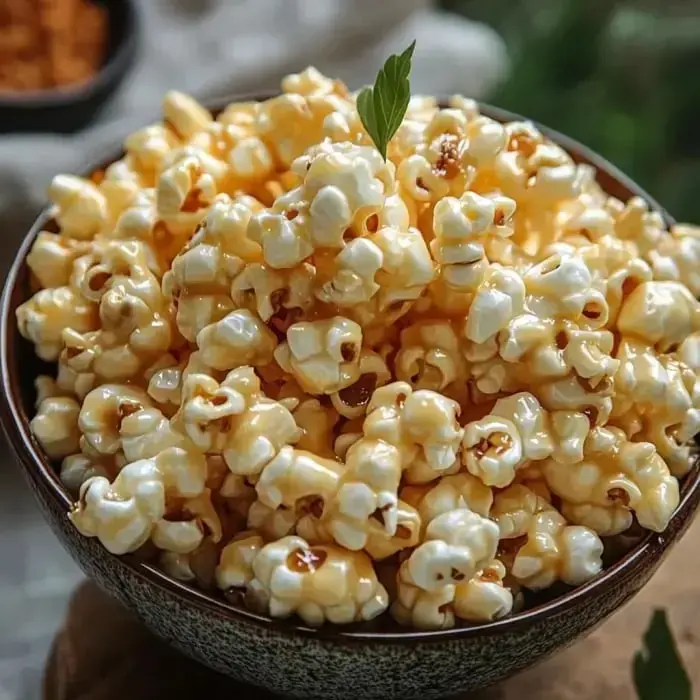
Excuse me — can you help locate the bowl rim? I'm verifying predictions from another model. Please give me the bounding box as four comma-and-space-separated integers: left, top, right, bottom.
2, 95, 697, 644
0, 0, 139, 108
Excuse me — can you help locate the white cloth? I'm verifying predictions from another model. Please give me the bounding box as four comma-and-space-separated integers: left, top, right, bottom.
0, 0, 507, 246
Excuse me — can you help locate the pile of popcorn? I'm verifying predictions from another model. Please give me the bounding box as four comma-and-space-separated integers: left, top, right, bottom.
18, 68, 700, 630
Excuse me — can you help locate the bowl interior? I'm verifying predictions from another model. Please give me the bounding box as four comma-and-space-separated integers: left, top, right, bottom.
2, 101, 699, 641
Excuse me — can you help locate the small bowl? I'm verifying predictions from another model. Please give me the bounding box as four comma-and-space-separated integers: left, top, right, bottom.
0, 0, 139, 134
1, 100, 699, 700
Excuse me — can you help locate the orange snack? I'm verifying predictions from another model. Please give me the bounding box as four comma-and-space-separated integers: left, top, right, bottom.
0, 0, 107, 93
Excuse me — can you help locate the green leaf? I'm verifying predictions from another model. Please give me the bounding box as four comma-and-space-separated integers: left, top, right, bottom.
357, 40, 416, 160
633, 609, 691, 700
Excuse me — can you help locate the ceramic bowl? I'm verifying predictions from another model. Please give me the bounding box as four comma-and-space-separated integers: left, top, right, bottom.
0, 0, 139, 134
2, 101, 699, 700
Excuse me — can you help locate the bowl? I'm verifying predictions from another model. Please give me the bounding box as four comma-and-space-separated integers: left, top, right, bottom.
0, 0, 139, 134
2, 100, 699, 700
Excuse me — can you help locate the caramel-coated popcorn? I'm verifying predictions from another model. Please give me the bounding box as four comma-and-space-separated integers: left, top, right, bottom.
246, 536, 389, 626
20, 69, 697, 630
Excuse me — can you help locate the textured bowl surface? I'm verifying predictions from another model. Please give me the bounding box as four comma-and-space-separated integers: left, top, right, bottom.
2, 101, 699, 700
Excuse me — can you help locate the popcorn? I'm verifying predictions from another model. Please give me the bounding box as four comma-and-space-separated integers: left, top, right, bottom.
22, 69, 699, 630
282, 66, 344, 98
26, 232, 90, 289
542, 427, 679, 535
323, 110, 372, 150
612, 343, 700, 478
247, 141, 394, 269
274, 316, 362, 395
314, 237, 384, 307
245, 536, 389, 625
329, 350, 391, 419
291, 398, 339, 457
402, 473, 493, 522
396, 141, 464, 205
70, 446, 207, 554
119, 404, 185, 463
510, 510, 603, 590
79, 237, 162, 306
162, 90, 213, 140
190, 121, 275, 184
172, 372, 246, 453
364, 501, 421, 560
560, 326, 619, 383
215, 531, 265, 592
69, 241, 174, 381
354, 383, 461, 486
401, 509, 499, 591
257, 88, 351, 169
159, 552, 196, 582
124, 124, 179, 174
549, 410, 590, 464
465, 266, 525, 344
462, 415, 523, 488
156, 154, 221, 239
60, 453, 113, 496
392, 568, 457, 629
578, 236, 652, 325
462, 116, 508, 168
537, 373, 613, 427
213, 367, 302, 477
111, 190, 176, 269
400, 110, 507, 204
48, 175, 108, 240
78, 384, 152, 456
327, 436, 403, 550
648, 224, 700, 296
231, 261, 315, 327
245, 188, 315, 269
197, 310, 277, 371
394, 388, 465, 485
453, 560, 514, 622
490, 392, 554, 461
609, 196, 666, 256
524, 253, 609, 328
255, 446, 344, 519
217, 101, 260, 129
497, 313, 564, 379
145, 352, 189, 408
247, 500, 298, 541
491, 484, 553, 539
431, 191, 516, 294
152, 509, 207, 554
162, 194, 264, 341
348, 226, 434, 326
617, 281, 700, 353
17, 287, 98, 361
395, 319, 466, 391
496, 126, 582, 209
30, 395, 81, 459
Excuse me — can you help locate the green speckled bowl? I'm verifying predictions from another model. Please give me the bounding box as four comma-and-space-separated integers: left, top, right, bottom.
2, 99, 699, 700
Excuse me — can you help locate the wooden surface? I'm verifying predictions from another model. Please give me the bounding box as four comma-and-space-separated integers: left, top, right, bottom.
3, 455, 700, 700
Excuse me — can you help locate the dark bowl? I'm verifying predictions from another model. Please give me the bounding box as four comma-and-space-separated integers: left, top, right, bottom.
1, 100, 699, 700
0, 0, 139, 134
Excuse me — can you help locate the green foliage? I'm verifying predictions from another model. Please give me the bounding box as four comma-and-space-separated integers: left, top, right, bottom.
357, 41, 416, 160
440, 0, 700, 222
633, 609, 691, 700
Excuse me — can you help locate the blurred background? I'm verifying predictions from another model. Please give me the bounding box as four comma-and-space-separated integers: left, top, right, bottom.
1, 1, 699, 700
443, 0, 700, 222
